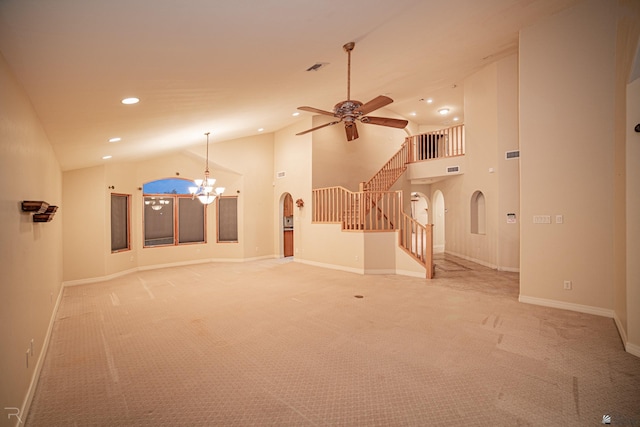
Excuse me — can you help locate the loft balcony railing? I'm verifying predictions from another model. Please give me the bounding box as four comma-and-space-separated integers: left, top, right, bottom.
406, 124, 465, 162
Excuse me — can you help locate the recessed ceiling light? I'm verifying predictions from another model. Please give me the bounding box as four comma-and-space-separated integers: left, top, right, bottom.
292, 112, 300, 117
258, 128, 264, 132
109, 137, 121, 143
121, 97, 139, 105
409, 112, 416, 116
453, 117, 459, 122
438, 108, 450, 115
102, 155, 112, 160
426, 98, 433, 104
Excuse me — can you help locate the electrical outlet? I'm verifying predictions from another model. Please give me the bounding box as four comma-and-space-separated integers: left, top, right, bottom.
563, 280, 572, 290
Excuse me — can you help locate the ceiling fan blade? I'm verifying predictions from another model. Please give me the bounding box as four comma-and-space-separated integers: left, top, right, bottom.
296, 120, 341, 136
356, 95, 393, 115
345, 123, 359, 141
298, 106, 336, 116
360, 116, 408, 129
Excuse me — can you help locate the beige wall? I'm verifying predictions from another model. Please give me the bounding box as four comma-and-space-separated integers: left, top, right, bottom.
627, 77, 640, 352
458, 61, 500, 266
519, 0, 617, 311
428, 54, 519, 271
201, 134, 275, 260
364, 232, 398, 274
616, 0, 640, 354
311, 108, 407, 190
63, 166, 107, 281
63, 134, 275, 284
496, 55, 520, 271
0, 52, 63, 425
273, 119, 313, 258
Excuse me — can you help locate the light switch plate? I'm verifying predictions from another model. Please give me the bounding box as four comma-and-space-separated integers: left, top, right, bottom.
533, 215, 551, 224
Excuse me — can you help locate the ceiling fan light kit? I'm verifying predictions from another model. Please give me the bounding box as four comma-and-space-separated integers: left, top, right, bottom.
297, 42, 408, 142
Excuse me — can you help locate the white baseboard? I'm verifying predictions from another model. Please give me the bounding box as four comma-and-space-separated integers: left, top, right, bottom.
20, 283, 64, 426
63, 267, 139, 287
295, 260, 428, 279
445, 250, 497, 270
518, 294, 614, 318
625, 342, 640, 358
295, 258, 363, 275
240, 255, 278, 262
614, 311, 628, 345
395, 269, 427, 278
444, 250, 520, 273
613, 312, 640, 359
63, 256, 279, 287
364, 268, 399, 275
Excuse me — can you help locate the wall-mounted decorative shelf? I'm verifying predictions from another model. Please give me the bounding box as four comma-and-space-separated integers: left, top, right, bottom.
22, 201, 58, 222
22, 200, 49, 214
34, 206, 58, 222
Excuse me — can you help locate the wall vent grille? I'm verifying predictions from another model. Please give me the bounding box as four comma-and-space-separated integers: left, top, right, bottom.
277, 171, 286, 178
446, 166, 460, 173
306, 62, 329, 72
506, 150, 520, 159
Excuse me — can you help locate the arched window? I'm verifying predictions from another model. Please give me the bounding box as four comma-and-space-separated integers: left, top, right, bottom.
143, 178, 206, 247
470, 191, 486, 235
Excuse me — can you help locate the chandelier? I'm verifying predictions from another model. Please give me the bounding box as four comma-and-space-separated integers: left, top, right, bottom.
145, 197, 170, 210
189, 132, 224, 205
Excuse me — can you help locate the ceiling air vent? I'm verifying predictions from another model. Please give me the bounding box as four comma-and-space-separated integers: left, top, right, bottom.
446, 166, 460, 174
306, 62, 329, 72
506, 150, 520, 159
276, 171, 286, 179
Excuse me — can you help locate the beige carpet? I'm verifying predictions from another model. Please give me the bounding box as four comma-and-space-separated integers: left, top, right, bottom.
26, 256, 640, 426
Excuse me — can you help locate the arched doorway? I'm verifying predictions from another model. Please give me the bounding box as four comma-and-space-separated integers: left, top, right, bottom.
433, 190, 445, 253
281, 193, 294, 257
410, 192, 430, 226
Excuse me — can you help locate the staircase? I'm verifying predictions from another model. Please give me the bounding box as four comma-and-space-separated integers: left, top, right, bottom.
312, 140, 434, 278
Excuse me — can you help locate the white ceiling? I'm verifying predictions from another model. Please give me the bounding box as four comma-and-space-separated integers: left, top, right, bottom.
0, 0, 581, 171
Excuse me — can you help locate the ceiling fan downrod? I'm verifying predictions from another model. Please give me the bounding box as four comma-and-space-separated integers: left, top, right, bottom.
343, 42, 355, 101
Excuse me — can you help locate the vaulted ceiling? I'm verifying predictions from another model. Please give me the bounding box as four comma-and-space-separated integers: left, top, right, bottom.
0, 0, 581, 171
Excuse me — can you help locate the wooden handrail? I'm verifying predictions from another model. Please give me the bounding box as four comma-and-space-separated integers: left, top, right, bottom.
361, 141, 410, 192
398, 213, 434, 278
406, 124, 465, 162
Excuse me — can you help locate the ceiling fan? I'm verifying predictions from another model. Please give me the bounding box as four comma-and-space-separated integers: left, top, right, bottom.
296, 42, 408, 142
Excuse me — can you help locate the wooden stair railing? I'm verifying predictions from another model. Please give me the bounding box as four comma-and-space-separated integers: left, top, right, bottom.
312, 186, 401, 231
398, 213, 434, 279
312, 127, 463, 278
360, 141, 410, 193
